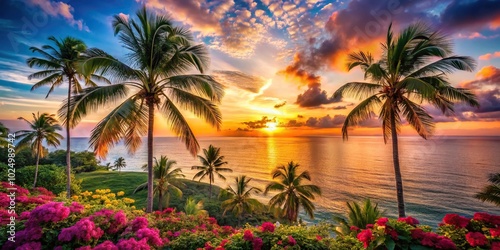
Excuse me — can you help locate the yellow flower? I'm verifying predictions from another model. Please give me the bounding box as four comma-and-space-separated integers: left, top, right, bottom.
71, 195, 79, 201
107, 193, 116, 199
112, 200, 119, 206
122, 198, 135, 204
132, 210, 144, 215
105, 203, 113, 208
117, 191, 125, 197
82, 191, 92, 197
92, 195, 101, 199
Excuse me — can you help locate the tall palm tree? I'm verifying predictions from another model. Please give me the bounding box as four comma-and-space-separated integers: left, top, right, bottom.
15, 112, 63, 188
221, 175, 263, 226
264, 161, 321, 222
333, 23, 479, 217
61, 7, 224, 212
192, 144, 232, 198
475, 173, 500, 207
334, 199, 384, 235
113, 157, 126, 172
0, 122, 9, 148
134, 156, 185, 211
27, 36, 107, 197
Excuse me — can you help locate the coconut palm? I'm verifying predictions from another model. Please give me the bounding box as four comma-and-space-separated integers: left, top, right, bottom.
27, 36, 107, 197
476, 173, 500, 207
134, 156, 185, 211
264, 161, 321, 222
0, 122, 9, 148
221, 175, 263, 225
61, 7, 223, 212
333, 23, 479, 217
184, 197, 207, 216
113, 157, 126, 172
15, 112, 63, 188
192, 144, 232, 198
334, 199, 384, 235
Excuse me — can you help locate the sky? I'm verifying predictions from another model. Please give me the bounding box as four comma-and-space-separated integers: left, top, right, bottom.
0, 0, 500, 137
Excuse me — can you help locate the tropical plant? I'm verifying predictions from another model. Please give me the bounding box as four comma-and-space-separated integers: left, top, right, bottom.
264, 161, 321, 222
113, 157, 126, 172
334, 199, 384, 235
0, 122, 9, 148
221, 175, 263, 225
184, 196, 207, 216
15, 112, 63, 188
192, 144, 232, 199
333, 22, 479, 217
135, 156, 186, 211
61, 7, 224, 212
27, 36, 106, 197
475, 173, 500, 206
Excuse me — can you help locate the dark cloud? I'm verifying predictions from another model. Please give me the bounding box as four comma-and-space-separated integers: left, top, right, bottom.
212, 70, 266, 93
274, 101, 286, 109
305, 114, 345, 128
241, 116, 275, 129
331, 105, 347, 110
296, 87, 342, 108
283, 119, 304, 127
440, 0, 500, 32
297, 115, 304, 119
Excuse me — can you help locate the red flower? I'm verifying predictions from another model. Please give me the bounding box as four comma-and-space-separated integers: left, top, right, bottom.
411, 229, 425, 240
435, 237, 456, 250
288, 235, 297, 246
442, 214, 469, 228
366, 224, 374, 229
260, 222, 275, 233
253, 237, 263, 250
398, 216, 420, 226
473, 212, 491, 223
387, 229, 398, 240
357, 229, 373, 248
316, 235, 322, 241
491, 228, 500, 237
465, 232, 488, 247
492, 242, 500, 250
350, 226, 360, 231
277, 240, 282, 245
243, 230, 254, 241
376, 217, 388, 226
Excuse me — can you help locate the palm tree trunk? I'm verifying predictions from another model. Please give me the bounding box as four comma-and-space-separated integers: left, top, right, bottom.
66, 77, 72, 198
146, 101, 154, 213
209, 180, 212, 199
166, 193, 171, 209
158, 190, 163, 211
33, 141, 41, 188
390, 111, 405, 217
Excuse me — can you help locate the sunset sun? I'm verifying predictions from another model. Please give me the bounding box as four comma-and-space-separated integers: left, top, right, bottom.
265, 121, 278, 131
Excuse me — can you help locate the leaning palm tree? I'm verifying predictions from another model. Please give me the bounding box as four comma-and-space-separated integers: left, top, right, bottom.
134, 156, 185, 211
27, 36, 107, 197
15, 112, 63, 188
334, 199, 384, 236
0, 122, 9, 148
221, 175, 263, 226
333, 22, 479, 217
113, 157, 126, 172
475, 173, 500, 207
192, 144, 232, 198
264, 161, 321, 223
61, 7, 224, 212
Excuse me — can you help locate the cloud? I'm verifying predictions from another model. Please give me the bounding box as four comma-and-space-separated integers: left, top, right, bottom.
331, 105, 347, 110
296, 87, 341, 108
305, 114, 344, 128
212, 70, 267, 93
479, 51, 500, 60
440, 0, 500, 32
273, 101, 286, 109
117, 13, 130, 22
26, 0, 89, 31
241, 116, 275, 129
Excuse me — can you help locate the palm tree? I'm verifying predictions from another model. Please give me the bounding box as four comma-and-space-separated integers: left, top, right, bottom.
135, 156, 185, 211
62, 7, 224, 212
264, 161, 321, 222
334, 199, 384, 235
475, 173, 500, 206
15, 112, 63, 188
221, 175, 263, 226
184, 197, 207, 216
192, 144, 232, 198
27, 36, 106, 198
113, 157, 126, 172
0, 122, 9, 148
333, 23, 479, 217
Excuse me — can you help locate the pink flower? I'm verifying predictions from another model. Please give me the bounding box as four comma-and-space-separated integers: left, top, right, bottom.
17, 242, 42, 250
208, 217, 217, 224
16, 226, 43, 242
435, 237, 456, 250
131, 217, 149, 232
492, 242, 500, 250
397, 216, 420, 226
491, 228, 500, 237
116, 238, 150, 250
473, 212, 492, 223
366, 224, 374, 229
243, 230, 254, 241
94, 241, 118, 250
288, 235, 297, 246
410, 228, 425, 240
387, 229, 398, 240
260, 222, 275, 233
253, 237, 263, 250
69, 202, 85, 213
136, 228, 163, 247
19, 211, 30, 220
76, 247, 91, 250
350, 226, 360, 231
465, 232, 488, 247
164, 207, 175, 214
316, 235, 322, 241
357, 229, 373, 248
28, 202, 70, 225
442, 214, 469, 228
376, 217, 388, 226
59, 218, 104, 242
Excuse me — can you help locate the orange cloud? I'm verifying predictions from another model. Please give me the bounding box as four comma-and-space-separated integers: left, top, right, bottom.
475, 65, 500, 79
479, 51, 500, 60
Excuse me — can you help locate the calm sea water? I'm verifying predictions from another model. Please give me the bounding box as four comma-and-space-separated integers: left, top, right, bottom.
61, 136, 500, 226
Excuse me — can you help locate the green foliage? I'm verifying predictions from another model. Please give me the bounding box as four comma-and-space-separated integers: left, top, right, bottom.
192, 144, 232, 198
475, 173, 500, 206
334, 199, 384, 235
221, 175, 263, 223
42, 150, 104, 173
0, 147, 38, 167
184, 196, 207, 215
10, 164, 81, 194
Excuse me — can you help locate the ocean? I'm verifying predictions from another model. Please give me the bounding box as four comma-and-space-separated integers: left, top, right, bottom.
62, 136, 500, 226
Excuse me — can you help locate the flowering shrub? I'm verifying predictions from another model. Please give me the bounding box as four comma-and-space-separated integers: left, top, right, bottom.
1, 184, 499, 250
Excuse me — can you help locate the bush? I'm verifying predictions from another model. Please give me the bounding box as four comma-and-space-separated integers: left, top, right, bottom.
0, 147, 37, 168
42, 150, 105, 173
13, 165, 81, 195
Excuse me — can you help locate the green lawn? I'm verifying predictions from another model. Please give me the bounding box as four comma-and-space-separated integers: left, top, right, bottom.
76, 171, 222, 210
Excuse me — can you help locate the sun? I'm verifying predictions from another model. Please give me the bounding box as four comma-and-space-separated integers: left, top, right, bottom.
265, 122, 277, 131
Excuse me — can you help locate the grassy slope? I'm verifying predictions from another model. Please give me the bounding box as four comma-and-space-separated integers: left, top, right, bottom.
76, 171, 221, 210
